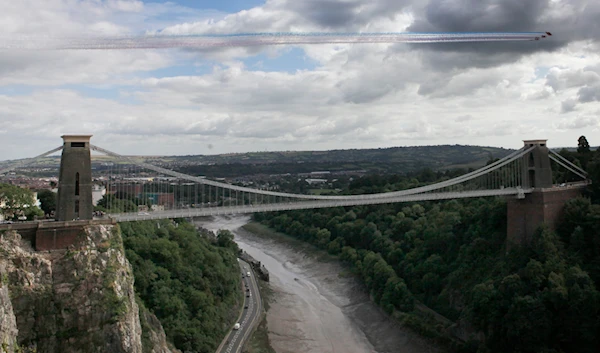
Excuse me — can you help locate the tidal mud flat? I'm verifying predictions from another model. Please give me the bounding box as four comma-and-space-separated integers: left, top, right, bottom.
197, 215, 441, 353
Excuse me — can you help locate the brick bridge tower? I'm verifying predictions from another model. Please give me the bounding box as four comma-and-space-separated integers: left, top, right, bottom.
506, 139, 583, 245
56, 135, 94, 221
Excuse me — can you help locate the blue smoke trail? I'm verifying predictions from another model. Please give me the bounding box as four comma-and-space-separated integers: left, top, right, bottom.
0, 31, 552, 50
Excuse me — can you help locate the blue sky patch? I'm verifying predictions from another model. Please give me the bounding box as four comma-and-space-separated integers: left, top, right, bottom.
141, 61, 214, 78
243, 48, 318, 73
0, 85, 34, 96
146, 0, 265, 13
534, 66, 550, 80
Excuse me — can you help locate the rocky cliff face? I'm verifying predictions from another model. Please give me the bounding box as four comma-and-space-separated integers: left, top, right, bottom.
0, 225, 175, 353
0, 261, 18, 352
139, 306, 178, 353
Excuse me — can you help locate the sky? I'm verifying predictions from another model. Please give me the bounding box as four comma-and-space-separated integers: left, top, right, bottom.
0, 0, 599, 160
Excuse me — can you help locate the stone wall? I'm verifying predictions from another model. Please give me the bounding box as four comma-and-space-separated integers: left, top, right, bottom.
0, 219, 116, 251
507, 186, 584, 245
35, 226, 84, 251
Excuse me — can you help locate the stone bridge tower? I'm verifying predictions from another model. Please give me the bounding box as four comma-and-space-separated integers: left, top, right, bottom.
507, 139, 582, 245
521, 139, 552, 189
56, 135, 93, 221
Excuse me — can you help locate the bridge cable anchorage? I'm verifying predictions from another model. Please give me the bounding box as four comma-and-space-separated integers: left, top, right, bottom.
548, 149, 588, 176
548, 155, 588, 180
90, 144, 532, 202
0, 145, 63, 175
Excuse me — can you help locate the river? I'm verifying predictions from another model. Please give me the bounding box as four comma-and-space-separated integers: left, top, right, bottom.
197, 215, 441, 353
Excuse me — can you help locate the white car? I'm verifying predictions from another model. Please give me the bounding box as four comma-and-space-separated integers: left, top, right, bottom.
233, 323, 241, 330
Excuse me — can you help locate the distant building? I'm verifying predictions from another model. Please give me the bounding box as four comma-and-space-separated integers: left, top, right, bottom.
109, 184, 144, 197
32, 192, 41, 208
151, 204, 165, 212
145, 193, 175, 207
92, 185, 106, 206
305, 178, 328, 185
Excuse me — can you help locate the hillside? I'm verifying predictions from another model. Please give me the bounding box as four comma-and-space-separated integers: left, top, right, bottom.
172, 145, 511, 168
167, 145, 513, 178
5, 144, 512, 166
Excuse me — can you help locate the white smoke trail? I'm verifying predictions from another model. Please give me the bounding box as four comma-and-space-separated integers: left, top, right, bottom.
0, 32, 552, 50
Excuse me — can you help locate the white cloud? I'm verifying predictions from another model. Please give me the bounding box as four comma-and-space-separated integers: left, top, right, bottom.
555, 115, 600, 130
1, 0, 600, 161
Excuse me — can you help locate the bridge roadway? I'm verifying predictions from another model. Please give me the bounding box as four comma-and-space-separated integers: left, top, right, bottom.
215, 259, 262, 353
110, 188, 531, 222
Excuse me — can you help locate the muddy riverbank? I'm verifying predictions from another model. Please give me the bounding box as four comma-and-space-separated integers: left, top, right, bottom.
196, 215, 441, 353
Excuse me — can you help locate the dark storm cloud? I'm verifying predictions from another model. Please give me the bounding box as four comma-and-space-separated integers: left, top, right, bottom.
414, 0, 548, 33
288, 0, 361, 28
283, 0, 599, 74
406, 0, 600, 71
286, 0, 412, 28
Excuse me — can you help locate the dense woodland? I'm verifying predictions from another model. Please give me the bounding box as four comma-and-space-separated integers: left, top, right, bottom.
119, 220, 241, 353
255, 137, 600, 353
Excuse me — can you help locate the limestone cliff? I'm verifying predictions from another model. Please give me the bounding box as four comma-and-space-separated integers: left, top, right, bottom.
0, 225, 175, 353
0, 262, 18, 352
139, 305, 178, 353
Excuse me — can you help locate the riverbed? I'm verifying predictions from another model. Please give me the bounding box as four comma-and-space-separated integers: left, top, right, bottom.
197, 215, 440, 353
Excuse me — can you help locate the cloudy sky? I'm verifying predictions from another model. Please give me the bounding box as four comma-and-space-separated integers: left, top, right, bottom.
0, 0, 599, 160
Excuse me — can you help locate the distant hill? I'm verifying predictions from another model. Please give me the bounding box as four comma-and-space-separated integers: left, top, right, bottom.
1, 145, 516, 178
167, 145, 515, 177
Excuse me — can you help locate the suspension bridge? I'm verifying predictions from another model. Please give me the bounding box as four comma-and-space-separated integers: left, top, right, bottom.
0, 135, 589, 221
0, 136, 591, 250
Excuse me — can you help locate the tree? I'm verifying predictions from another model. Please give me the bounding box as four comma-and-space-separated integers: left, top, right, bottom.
315, 228, 331, 248
585, 148, 600, 203
217, 229, 238, 251
96, 194, 137, 213
24, 206, 44, 220
578, 136, 591, 154
0, 183, 39, 220
37, 189, 57, 215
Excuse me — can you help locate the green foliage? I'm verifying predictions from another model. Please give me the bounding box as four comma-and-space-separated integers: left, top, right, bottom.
553, 136, 599, 193
256, 166, 600, 352
0, 183, 43, 220
216, 229, 239, 252
578, 135, 591, 154
96, 194, 138, 213
36, 189, 56, 215
121, 220, 241, 353
24, 206, 43, 220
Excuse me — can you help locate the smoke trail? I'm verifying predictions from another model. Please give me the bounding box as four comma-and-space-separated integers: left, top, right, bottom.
0, 32, 552, 50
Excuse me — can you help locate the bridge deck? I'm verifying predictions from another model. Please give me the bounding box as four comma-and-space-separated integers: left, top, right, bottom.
110, 188, 533, 222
